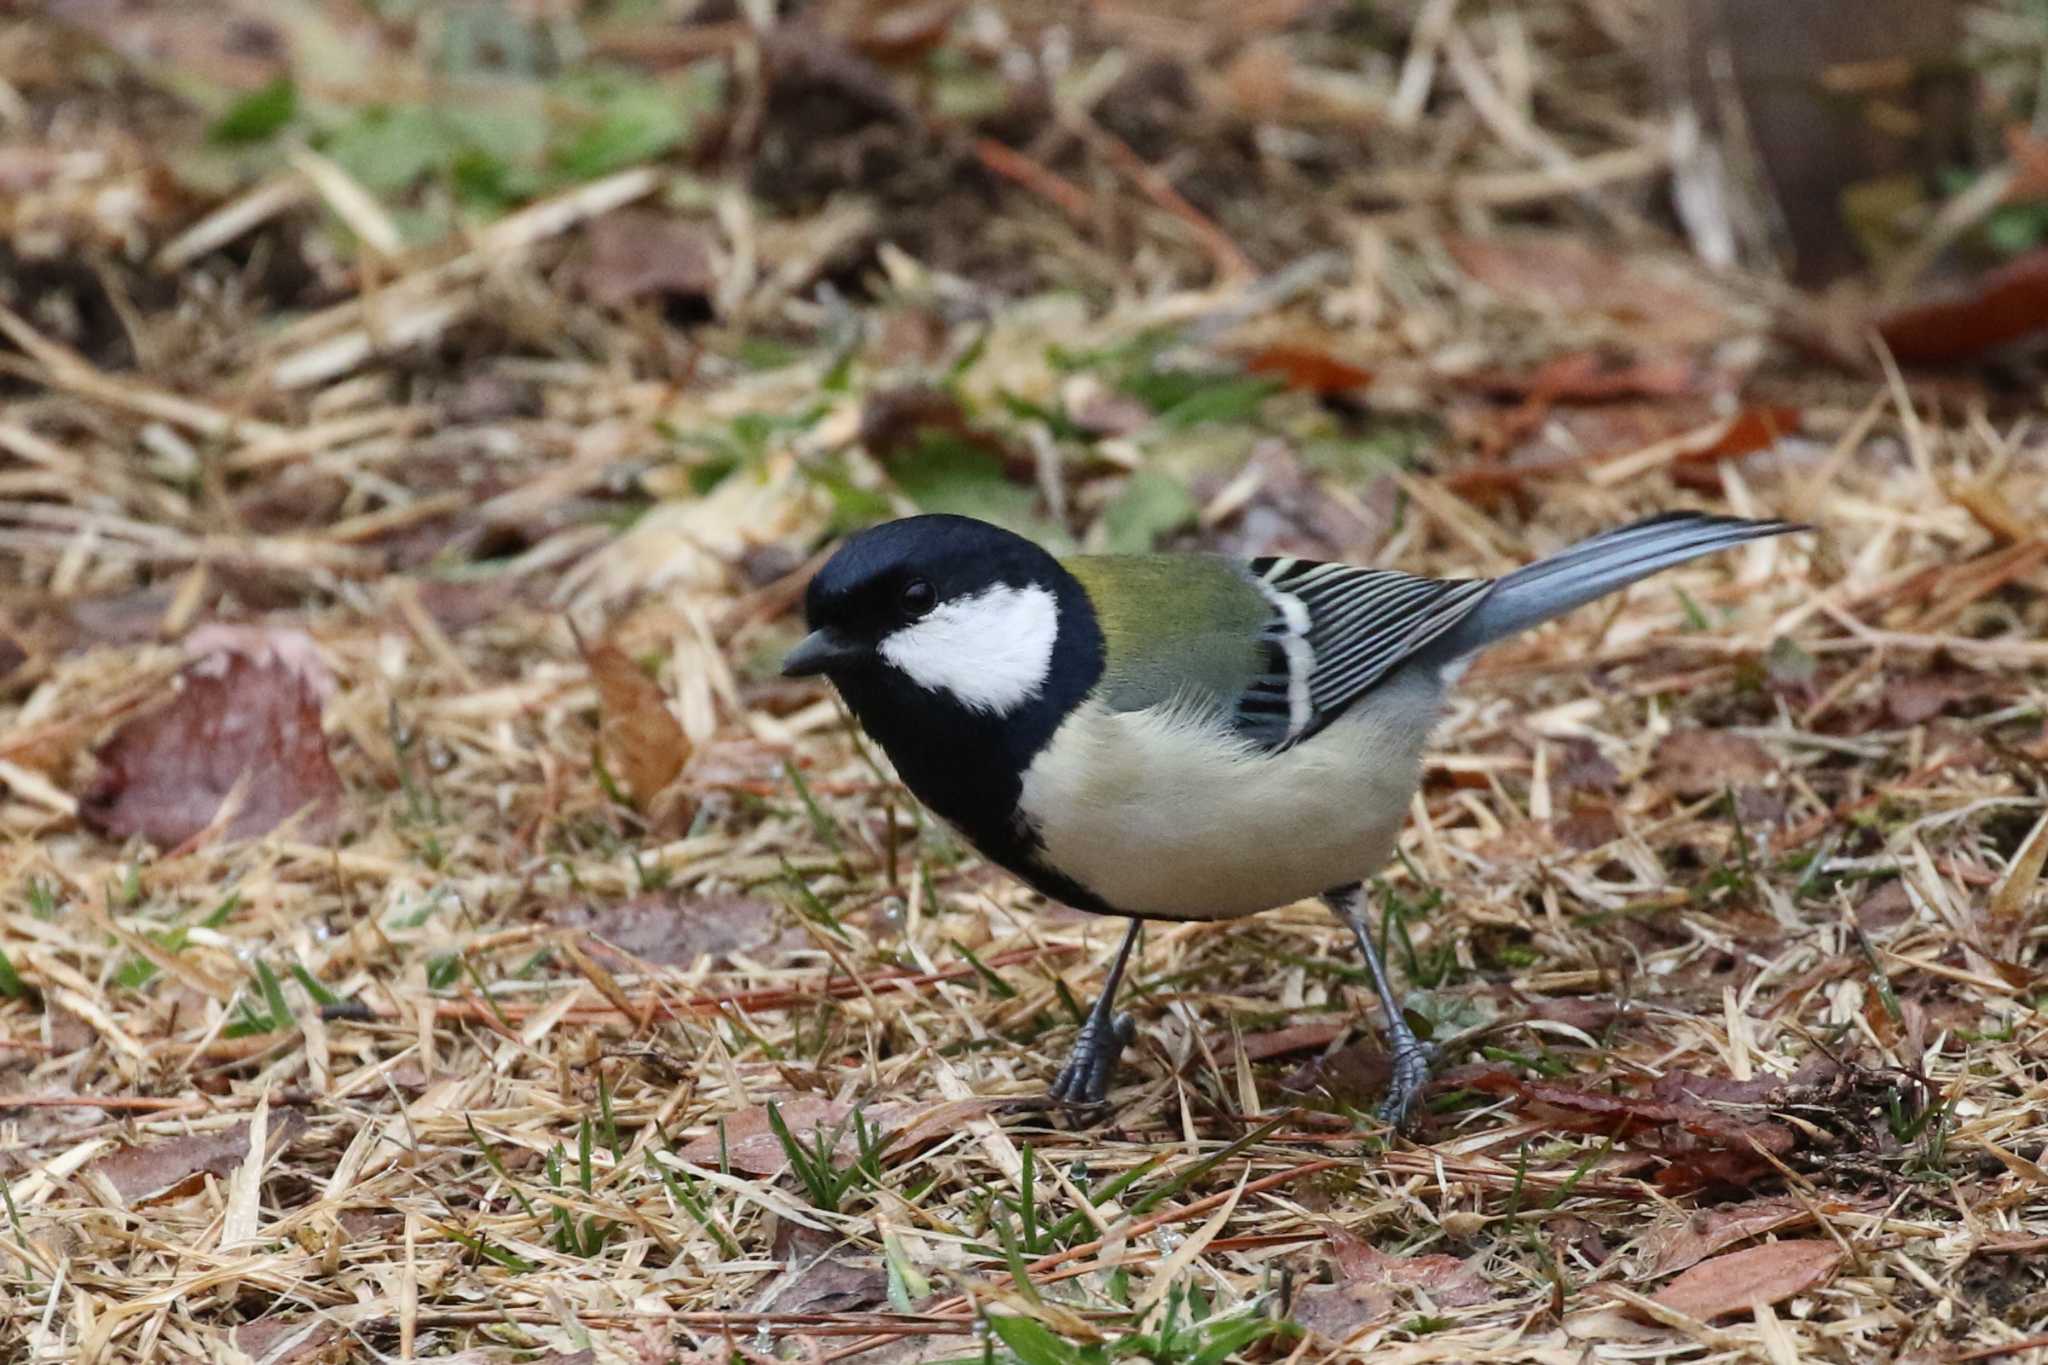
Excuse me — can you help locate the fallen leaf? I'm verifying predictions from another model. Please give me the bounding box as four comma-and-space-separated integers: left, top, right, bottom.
1876, 246, 2048, 365
674, 1097, 997, 1176
1669, 406, 1804, 494
88, 1110, 306, 1206
579, 209, 719, 308
1466, 1070, 1799, 1194
579, 632, 690, 815
80, 629, 342, 848
839, 0, 961, 64
1649, 1239, 1843, 1322
760, 1247, 889, 1313
1230, 1021, 1348, 1062
1653, 731, 1775, 798
1238, 343, 1375, 395
1885, 670, 1996, 725
1553, 799, 1622, 851
859, 384, 1028, 475
1278, 1038, 1393, 1111
1295, 1231, 1489, 1341
232, 1316, 343, 1365
1647, 1196, 1874, 1276
1554, 739, 1621, 794
549, 893, 787, 968
1456, 350, 1699, 402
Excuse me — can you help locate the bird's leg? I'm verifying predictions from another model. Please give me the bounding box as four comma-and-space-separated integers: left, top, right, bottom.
1048, 917, 1141, 1106
1324, 882, 1433, 1128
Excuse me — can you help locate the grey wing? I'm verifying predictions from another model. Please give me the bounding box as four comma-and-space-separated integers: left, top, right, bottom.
1233, 556, 1495, 749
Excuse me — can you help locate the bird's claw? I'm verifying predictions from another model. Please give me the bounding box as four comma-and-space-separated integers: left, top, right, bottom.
1048, 1011, 1136, 1107
1376, 1038, 1437, 1129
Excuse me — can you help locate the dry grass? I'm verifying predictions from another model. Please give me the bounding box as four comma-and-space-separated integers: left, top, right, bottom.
3, 3, 2048, 1363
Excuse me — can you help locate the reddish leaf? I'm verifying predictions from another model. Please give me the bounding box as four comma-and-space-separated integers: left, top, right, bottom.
579, 633, 690, 815
1876, 247, 2048, 365
1671, 406, 1804, 493
1650, 1240, 1843, 1322
1239, 344, 1375, 395
1681, 406, 1802, 463
81, 629, 342, 848
844, 0, 961, 64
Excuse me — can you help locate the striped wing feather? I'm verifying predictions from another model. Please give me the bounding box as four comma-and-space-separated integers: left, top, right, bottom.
1235, 558, 1493, 748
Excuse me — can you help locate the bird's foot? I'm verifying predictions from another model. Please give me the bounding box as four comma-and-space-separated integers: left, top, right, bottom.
1376, 1036, 1438, 1129
1048, 1011, 1136, 1107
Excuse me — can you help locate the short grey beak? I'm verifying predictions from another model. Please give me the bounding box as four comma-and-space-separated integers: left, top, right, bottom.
781, 628, 869, 678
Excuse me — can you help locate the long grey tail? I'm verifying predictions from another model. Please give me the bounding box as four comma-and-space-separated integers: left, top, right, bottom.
1433, 511, 1806, 658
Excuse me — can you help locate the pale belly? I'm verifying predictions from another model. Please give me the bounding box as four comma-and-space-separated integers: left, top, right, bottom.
1015, 679, 1442, 920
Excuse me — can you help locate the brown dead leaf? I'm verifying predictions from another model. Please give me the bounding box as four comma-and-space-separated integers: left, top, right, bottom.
1554, 799, 1622, 851
579, 632, 690, 815
761, 1223, 890, 1313
232, 1316, 343, 1365
579, 209, 719, 308
1886, 670, 1997, 725
1649, 1239, 1843, 1322
1457, 350, 1700, 403
1230, 1021, 1348, 1062
1653, 731, 1775, 797
1279, 1037, 1397, 1111
549, 893, 788, 968
1647, 1195, 1879, 1276
674, 1096, 996, 1176
1295, 1230, 1489, 1342
1647, 1197, 1816, 1276
677, 1097, 853, 1175
89, 1110, 306, 1206
80, 629, 342, 848
1467, 1070, 1799, 1194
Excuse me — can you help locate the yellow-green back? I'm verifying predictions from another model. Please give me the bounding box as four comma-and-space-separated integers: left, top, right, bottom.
1061, 554, 1270, 714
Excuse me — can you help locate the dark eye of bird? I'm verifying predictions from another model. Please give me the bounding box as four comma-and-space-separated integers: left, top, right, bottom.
899, 577, 936, 619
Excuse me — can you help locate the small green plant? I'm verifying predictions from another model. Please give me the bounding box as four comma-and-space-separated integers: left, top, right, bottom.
542, 1118, 617, 1257
766, 1101, 886, 1214
0, 948, 25, 1000
224, 960, 296, 1037
985, 1282, 1298, 1364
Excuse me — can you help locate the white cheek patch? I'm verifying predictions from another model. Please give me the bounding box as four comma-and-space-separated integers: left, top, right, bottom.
879, 584, 1059, 715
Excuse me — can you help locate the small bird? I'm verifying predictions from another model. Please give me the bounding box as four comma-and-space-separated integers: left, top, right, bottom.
783, 510, 1803, 1122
